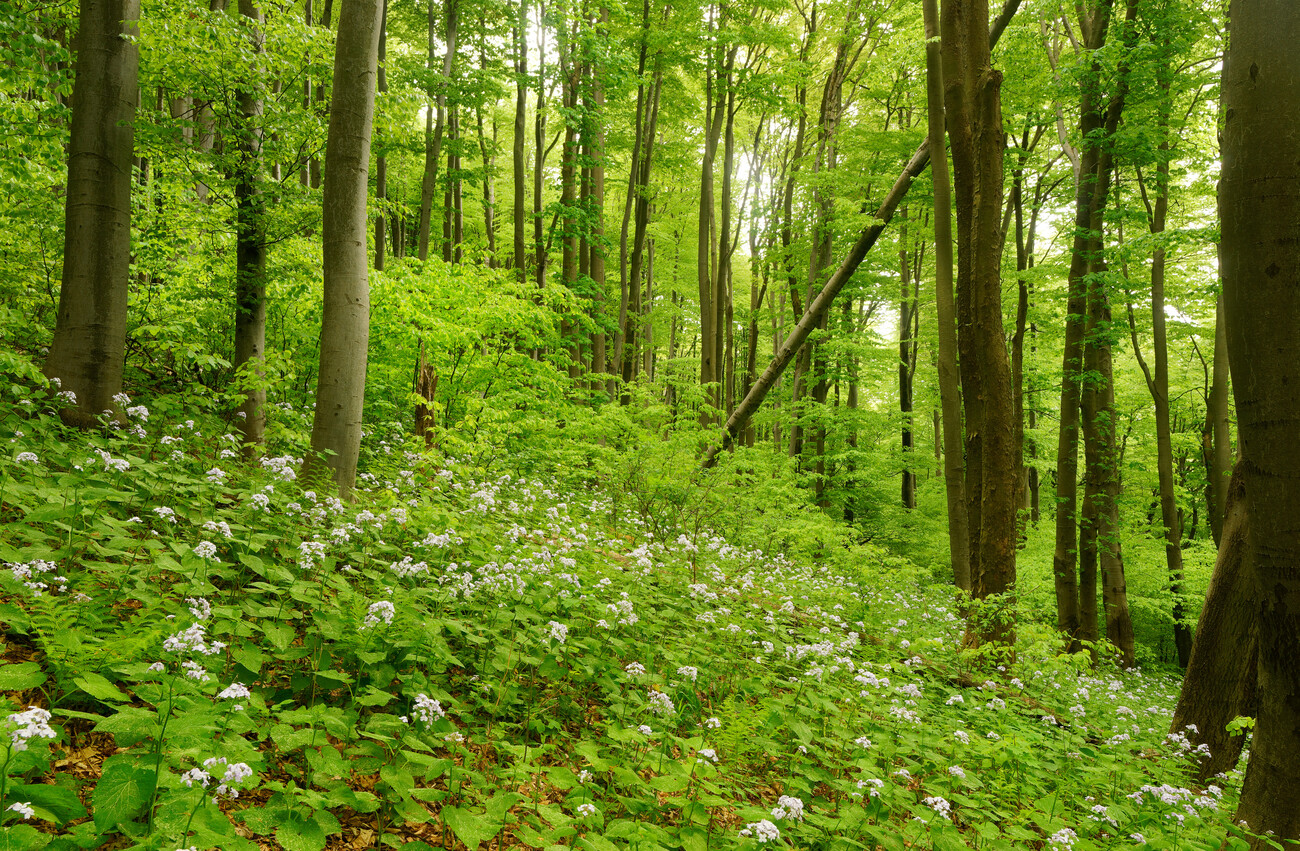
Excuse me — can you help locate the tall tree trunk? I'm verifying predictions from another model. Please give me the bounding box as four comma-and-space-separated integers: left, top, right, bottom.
697, 12, 728, 413
309, 0, 334, 190
374, 0, 387, 271
925, 0, 969, 590
1052, 1, 1129, 650
1222, 2, 1300, 838
942, 0, 1016, 629
234, 0, 268, 454
1172, 459, 1257, 782
1132, 70, 1191, 665
476, 103, 497, 267
417, 0, 458, 261
44, 0, 140, 427
512, 0, 528, 278
532, 5, 548, 293
559, 16, 580, 378
586, 12, 608, 383
1205, 291, 1231, 544
302, 0, 382, 496
899, 208, 917, 510
1083, 251, 1134, 666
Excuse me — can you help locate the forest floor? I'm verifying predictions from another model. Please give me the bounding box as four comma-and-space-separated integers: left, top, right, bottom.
0, 387, 1245, 851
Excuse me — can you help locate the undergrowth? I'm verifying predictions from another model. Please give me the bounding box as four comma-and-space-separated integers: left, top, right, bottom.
0, 364, 1248, 851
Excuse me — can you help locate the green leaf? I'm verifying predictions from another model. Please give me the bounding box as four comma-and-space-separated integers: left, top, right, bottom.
442, 805, 503, 851
72, 672, 128, 703
91, 756, 153, 830
0, 661, 46, 691
276, 813, 326, 851
8, 783, 88, 825
0, 824, 51, 851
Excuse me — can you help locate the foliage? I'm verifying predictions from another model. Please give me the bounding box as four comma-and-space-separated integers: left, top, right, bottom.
0, 361, 1245, 849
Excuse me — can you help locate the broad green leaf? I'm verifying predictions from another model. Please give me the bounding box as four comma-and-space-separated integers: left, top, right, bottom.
72, 672, 129, 703
91, 756, 153, 830
0, 661, 46, 691
442, 805, 503, 851
8, 782, 87, 825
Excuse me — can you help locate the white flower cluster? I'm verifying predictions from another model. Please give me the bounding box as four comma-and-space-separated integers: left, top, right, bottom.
1048, 827, 1077, 850
203, 520, 233, 540
362, 601, 395, 629
163, 623, 225, 656
193, 540, 218, 560
182, 757, 255, 799
412, 693, 446, 725
7, 559, 67, 597
546, 621, 569, 645
771, 795, 804, 821
923, 795, 952, 821
739, 820, 780, 843
389, 557, 430, 578
647, 689, 675, 716
6, 706, 57, 752
676, 666, 698, 683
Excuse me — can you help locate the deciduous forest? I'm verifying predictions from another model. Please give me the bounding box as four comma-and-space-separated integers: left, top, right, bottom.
3, 0, 1299, 847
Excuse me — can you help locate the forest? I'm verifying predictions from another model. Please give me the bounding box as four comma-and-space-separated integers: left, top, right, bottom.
3, 0, 1300, 847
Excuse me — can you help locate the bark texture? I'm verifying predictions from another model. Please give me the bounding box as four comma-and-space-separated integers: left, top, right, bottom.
941, 0, 1016, 634
1172, 460, 1256, 782
44, 0, 140, 426
1221, 1, 1300, 840
302, 0, 383, 497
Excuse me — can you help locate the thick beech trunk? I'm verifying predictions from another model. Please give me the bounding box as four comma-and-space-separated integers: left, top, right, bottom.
302, 0, 382, 496
941, 0, 1016, 631
44, 0, 140, 427
1172, 460, 1256, 782
1221, 2, 1300, 838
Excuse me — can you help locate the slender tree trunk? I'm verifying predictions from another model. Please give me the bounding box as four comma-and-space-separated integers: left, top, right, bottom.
512, 0, 528, 278
1222, 3, 1300, 838
899, 208, 917, 510
925, 0, 969, 590
697, 16, 728, 412
1205, 291, 1231, 544
44, 0, 140, 427
417, 0, 458, 261
233, 0, 267, 454
533, 5, 548, 293
587, 12, 608, 383
302, 0, 382, 496
1052, 2, 1128, 650
373, 0, 387, 271
476, 104, 497, 266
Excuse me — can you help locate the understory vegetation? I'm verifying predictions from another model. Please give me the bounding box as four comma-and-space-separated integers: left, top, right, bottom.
1, 362, 1245, 850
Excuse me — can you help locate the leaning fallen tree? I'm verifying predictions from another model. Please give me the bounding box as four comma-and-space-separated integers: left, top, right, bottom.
703, 0, 1022, 470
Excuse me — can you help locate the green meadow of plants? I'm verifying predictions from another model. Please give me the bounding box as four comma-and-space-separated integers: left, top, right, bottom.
0, 340, 1245, 850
